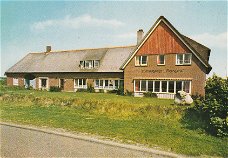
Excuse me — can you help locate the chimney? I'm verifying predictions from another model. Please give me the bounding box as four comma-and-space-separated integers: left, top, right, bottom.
46, 46, 51, 53
137, 29, 144, 45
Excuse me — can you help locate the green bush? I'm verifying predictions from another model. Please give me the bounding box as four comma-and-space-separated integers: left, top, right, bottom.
49, 86, 61, 92
77, 89, 87, 92
87, 84, 95, 93
116, 87, 124, 96
125, 90, 133, 96
144, 92, 157, 98
99, 89, 104, 93
108, 89, 118, 93
0, 77, 7, 86
193, 74, 228, 137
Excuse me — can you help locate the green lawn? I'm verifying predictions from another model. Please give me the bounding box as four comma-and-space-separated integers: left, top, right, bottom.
0, 88, 227, 157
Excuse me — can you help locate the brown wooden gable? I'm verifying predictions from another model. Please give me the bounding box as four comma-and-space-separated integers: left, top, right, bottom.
136, 21, 190, 56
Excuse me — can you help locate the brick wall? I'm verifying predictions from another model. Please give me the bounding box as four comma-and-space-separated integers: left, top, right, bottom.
124, 53, 206, 96
6, 72, 123, 91
7, 77, 13, 86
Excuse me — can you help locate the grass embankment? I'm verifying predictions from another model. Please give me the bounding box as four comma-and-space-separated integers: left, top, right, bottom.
0, 87, 227, 157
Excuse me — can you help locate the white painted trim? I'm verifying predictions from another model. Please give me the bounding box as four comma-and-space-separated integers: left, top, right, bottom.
13, 78, 19, 86
176, 53, 192, 65
38, 77, 49, 89
121, 18, 208, 69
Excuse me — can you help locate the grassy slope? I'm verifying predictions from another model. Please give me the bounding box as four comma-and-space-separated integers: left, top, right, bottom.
0, 89, 227, 157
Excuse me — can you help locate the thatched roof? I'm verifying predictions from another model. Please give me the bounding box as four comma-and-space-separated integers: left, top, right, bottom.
6, 46, 136, 73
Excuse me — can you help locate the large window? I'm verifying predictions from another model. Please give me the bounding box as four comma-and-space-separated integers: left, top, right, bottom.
135, 56, 148, 66
134, 80, 191, 94
75, 79, 87, 89
13, 78, 19, 86
176, 53, 192, 65
157, 55, 165, 65
94, 79, 122, 90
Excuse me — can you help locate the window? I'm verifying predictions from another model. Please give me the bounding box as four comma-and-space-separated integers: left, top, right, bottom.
41, 79, 47, 87
115, 80, 119, 89
148, 81, 153, 92
95, 80, 99, 88
183, 81, 190, 93
135, 56, 148, 66
94, 60, 100, 68
99, 80, 103, 88
13, 78, 19, 86
161, 81, 167, 92
109, 80, 114, 89
141, 80, 146, 91
134, 80, 191, 94
154, 81, 160, 92
104, 80, 109, 88
176, 81, 182, 93
157, 55, 165, 65
176, 53, 192, 65
135, 80, 140, 91
168, 81, 175, 93
85, 60, 93, 69
80, 61, 84, 69
75, 79, 87, 89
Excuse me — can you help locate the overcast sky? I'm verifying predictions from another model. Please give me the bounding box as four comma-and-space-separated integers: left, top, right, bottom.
1, 1, 227, 77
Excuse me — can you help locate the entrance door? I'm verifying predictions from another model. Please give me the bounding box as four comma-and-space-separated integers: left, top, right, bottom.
60, 79, 64, 90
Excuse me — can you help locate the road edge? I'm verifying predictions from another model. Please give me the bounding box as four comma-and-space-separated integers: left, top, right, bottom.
0, 122, 186, 158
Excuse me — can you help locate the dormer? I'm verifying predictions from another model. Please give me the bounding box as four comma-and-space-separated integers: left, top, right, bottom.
80, 60, 100, 69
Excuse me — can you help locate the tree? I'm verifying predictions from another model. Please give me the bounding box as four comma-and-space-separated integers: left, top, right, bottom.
194, 74, 228, 137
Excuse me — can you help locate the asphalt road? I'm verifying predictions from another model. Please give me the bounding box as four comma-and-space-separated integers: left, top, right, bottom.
0, 124, 170, 157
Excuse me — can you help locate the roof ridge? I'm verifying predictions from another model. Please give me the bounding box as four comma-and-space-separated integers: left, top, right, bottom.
30, 45, 136, 54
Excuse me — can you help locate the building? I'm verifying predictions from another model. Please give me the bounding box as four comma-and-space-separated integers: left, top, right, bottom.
5, 16, 212, 98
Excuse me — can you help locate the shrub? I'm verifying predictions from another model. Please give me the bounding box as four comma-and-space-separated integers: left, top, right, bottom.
193, 74, 228, 137
116, 87, 124, 96
99, 89, 104, 93
108, 89, 118, 93
49, 86, 61, 92
87, 84, 95, 93
125, 90, 133, 96
0, 77, 7, 86
143, 92, 157, 98
77, 89, 87, 92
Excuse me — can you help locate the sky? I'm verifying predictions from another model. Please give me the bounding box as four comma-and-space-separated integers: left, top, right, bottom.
1, 1, 227, 77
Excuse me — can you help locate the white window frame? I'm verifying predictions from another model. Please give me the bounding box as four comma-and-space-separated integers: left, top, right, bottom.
94, 60, 100, 68
74, 79, 87, 89
176, 53, 192, 65
157, 55, 165, 65
94, 79, 121, 90
85, 60, 93, 69
39, 77, 49, 89
80, 61, 84, 69
13, 78, 19, 86
135, 56, 148, 66
133, 80, 191, 94
59, 79, 65, 89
